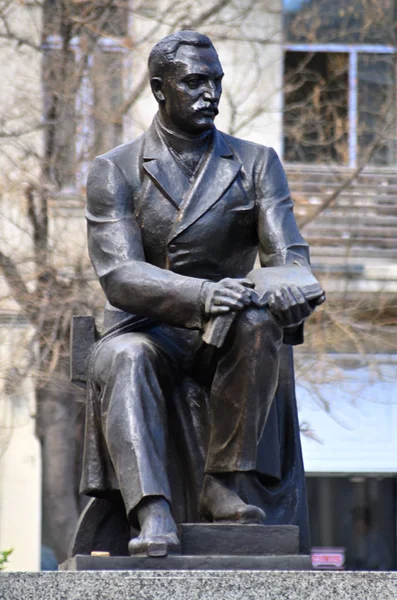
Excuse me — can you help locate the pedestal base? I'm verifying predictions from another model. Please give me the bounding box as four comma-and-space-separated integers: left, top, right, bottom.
180, 523, 299, 555
62, 523, 308, 571
60, 553, 311, 571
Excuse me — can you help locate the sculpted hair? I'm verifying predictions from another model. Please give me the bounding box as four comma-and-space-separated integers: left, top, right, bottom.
148, 30, 215, 78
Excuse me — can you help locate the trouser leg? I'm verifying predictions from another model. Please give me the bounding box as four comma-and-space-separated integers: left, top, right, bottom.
205, 308, 283, 473
92, 332, 176, 517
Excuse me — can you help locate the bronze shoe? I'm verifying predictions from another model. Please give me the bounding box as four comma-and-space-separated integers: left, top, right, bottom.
199, 474, 267, 524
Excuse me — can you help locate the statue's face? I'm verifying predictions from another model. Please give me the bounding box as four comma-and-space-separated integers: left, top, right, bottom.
160, 44, 223, 135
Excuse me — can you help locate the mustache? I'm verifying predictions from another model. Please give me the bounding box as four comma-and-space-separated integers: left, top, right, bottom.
194, 102, 219, 116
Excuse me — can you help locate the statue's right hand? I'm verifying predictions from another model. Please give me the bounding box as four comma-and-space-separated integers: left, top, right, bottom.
202, 278, 255, 316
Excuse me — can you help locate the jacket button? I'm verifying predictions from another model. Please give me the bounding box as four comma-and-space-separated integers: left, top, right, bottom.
169, 243, 177, 252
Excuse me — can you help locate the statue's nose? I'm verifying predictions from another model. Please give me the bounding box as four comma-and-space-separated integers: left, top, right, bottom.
203, 80, 217, 100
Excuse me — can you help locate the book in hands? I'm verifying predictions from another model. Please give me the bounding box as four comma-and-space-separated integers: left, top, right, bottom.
202, 264, 324, 348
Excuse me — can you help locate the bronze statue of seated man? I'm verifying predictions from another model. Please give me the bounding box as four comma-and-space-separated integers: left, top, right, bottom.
80, 30, 322, 558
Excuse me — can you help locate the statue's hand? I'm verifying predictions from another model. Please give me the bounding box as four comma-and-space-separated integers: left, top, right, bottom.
202, 278, 254, 315
267, 285, 313, 327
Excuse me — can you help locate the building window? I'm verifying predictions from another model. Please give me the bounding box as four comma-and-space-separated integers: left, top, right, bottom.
283, 1, 397, 167
357, 53, 396, 166
284, 51, 349, 165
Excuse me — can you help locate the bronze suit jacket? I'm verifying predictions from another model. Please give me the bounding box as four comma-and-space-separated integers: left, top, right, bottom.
86, 118, 310, 341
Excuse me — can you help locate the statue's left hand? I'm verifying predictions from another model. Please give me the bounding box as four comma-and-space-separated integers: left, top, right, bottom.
267, 285, 313, 327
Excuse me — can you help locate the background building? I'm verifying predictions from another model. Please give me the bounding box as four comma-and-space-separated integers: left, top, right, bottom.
0, 0, 396, 571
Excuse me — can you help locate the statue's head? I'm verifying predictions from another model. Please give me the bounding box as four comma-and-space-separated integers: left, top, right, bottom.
149, 31, 223, 135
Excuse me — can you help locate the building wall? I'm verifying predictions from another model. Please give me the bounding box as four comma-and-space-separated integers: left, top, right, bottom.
0, 325, 41, 572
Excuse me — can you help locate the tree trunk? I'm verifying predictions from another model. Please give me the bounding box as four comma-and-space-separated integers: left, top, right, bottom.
36, 358, 86, 563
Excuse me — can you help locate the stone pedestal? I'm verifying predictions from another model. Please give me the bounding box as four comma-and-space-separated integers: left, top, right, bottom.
62, 523, 310, 571
61, 553, 310, 571
179, 523, 299, 555
1, 571, 396, 600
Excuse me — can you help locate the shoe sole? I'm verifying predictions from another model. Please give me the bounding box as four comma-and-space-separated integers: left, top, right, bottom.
128, 538, 181, 557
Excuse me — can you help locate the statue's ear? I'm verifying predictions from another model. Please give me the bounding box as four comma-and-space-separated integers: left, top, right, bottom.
150, 77, 165, 103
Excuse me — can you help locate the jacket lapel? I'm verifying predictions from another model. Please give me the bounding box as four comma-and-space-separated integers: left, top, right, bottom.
142, 121, 190, 210
169, 129, 241, 241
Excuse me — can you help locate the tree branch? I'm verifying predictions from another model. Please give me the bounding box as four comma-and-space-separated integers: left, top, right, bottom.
188, 0, 232, 28
0, 250, 33, 316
